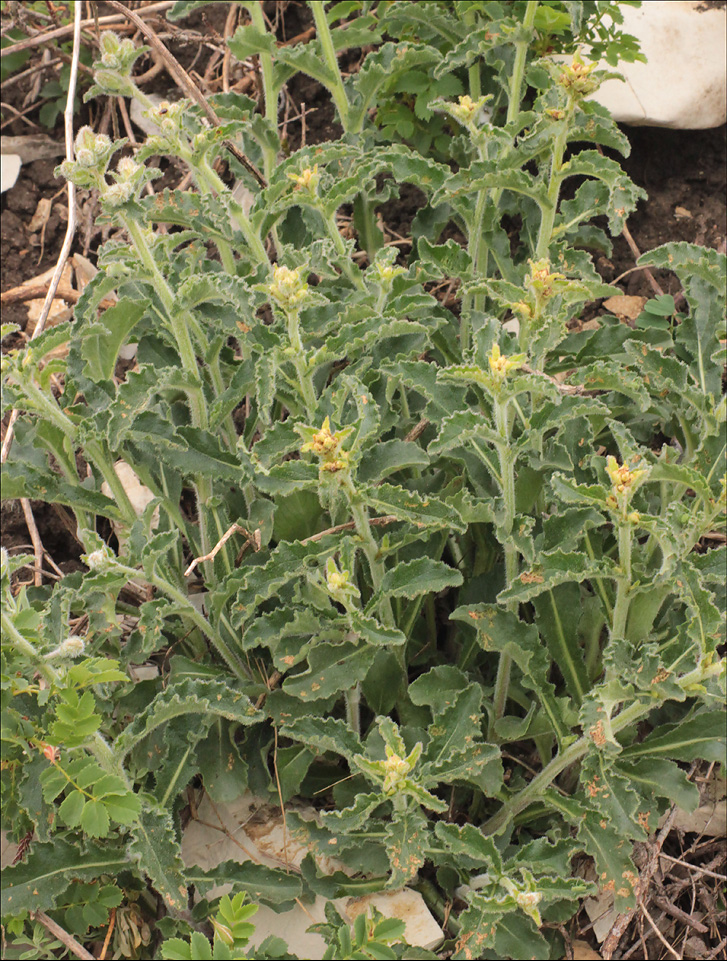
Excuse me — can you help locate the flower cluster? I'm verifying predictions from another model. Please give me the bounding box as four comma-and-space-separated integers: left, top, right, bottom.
267, 265, 310, 311
605, 455, 649, 519
301, 417, 350, 473
488, 343, 524, 381
286, 164, 320, 196
557, 54, 600, 99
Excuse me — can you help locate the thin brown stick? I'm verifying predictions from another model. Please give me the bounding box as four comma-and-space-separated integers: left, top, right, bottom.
640, 902, 681, 960
404, 418, 430, 443
30, 911, 94, 960
0, 0, 175, 57
221, 3, 237, 95
98, 907, 116, 961
184, 523, 259, 577
0, 282, 79, 304
651, 896, 709, 934
1, 0, 81, 466
20, 498, 44, 587
103, 0, 266, 188
133, 46, 165, 85
658, 852, 727, 882
300, 514, 399, 545
621, 222, 665, 298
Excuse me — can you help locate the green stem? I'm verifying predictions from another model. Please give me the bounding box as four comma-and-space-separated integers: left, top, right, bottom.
489, 395, 519, 739
113, 562, 250, 682
193, 157, 268, 266
611, 520, 633, 639
323, 211, 365, 289
346, 486, 395, 629
286, 309, 317, 418
345, 683, 361, 738
310, 2, 350, 130
483, 657, 722, 835
535, 113, 569, 260
468, 0, 539, 326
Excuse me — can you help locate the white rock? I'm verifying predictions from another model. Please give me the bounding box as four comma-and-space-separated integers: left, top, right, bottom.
590, 1, 727, 128
1, 153, 22, 193
181, 793, 443, 956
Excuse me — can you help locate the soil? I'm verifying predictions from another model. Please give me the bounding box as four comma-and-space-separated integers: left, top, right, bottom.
1, 7, 725, 958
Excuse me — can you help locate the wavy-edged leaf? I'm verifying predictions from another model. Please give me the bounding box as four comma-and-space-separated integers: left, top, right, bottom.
559, 149, 646, 234
384, 808, 428, 889
115, 679, 262, 759
577, 807, 638, 910
450, 605, 570, 745
1, 839, 128, 916
581, 749, 650, 840
127, 805, 188, 914
80, 298, 149, 382
497, 550, 617, 604
363, 483, 466, 532
222, 536, 341, 626
283, 640, 376, 701
410, 666, 501, 788
533, 586, 590, 705
357, 438, 430, 484
185, 860, 302, 906
615, 758, 700, 813
620, 710, 727, 763
349, 610, 406, 647
379, 556, 462, 600
280, 716, 363, 762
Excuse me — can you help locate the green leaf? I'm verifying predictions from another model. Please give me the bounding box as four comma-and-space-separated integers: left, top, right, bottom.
1, 839, 128, 915
115, 679, 262, 759
450, 892, 500, 960
615, 758, 700, 813
434, 821, 503, 873
533, 586, 590, 704
581, 750, 649, 841
363, 483, 466, 532
358, 439, 430, 484
497, 550, 617, 605
80, 298, 149, 381
80, 798, 111, 838
450, 605, 570, 745
379, 557, 462, 600
620, 711, 727, 763
127, 805, 188, 914
58, 790, 85, 828
187, 860, 302, 906
410, 666, 501, 788
577, 807, 638, 910
279, 716, 363, 762
197, 718, 249, 804
559, 150, 647, 234
384, 808, 428, 888
282, 640, 377, 701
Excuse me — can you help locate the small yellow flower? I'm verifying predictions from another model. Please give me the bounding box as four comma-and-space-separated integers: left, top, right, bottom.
558, 54, 599, 97
301, 418, 351, 474
382, 748, 411, 794
287, 164, 320, 194
450, 94, 488, 126
488, 343, 524, 380
268, 265, 309, 310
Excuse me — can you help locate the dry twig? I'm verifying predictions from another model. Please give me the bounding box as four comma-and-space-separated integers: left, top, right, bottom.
29, 911, 94, 961
184, 523, 260, 577
104, 0, 266, 188
1, 0, 81, 465
20, 498, 43, 587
